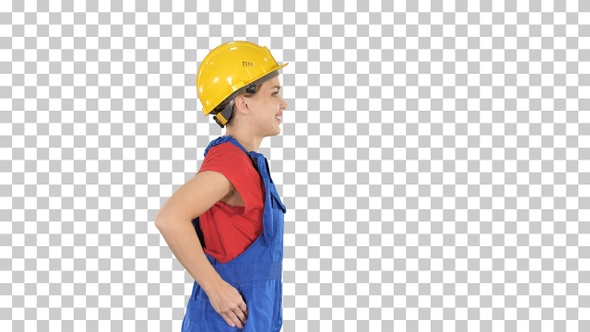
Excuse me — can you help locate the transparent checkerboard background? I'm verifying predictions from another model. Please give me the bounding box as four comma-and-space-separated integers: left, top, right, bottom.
2, 0, 589, 331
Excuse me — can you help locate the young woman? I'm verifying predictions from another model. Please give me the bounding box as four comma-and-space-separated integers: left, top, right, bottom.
155, 41, 288, 331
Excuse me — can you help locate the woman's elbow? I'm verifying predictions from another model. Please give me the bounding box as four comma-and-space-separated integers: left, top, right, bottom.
154, 210, 172, 231
154, 210, 192, 231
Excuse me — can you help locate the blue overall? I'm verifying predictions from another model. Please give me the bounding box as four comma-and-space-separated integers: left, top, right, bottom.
182, 136, 286, 331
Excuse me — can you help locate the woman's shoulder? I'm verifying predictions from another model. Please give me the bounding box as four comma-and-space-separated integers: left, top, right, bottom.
200, 142, 257, 175
204, 141, 250, 160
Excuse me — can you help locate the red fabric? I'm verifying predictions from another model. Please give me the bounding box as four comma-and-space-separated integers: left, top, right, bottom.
197, 142, 264, 263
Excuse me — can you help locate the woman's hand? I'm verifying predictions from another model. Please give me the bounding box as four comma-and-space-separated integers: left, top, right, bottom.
206, 279, 248, 329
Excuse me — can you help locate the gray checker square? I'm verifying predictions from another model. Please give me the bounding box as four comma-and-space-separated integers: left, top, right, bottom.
2, 0, 590, 331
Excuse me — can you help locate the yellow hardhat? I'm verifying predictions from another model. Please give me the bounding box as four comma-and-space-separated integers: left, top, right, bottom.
196, 41, 288, 127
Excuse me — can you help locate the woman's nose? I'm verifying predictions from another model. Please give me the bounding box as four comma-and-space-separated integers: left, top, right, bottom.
280, 97, 288, 109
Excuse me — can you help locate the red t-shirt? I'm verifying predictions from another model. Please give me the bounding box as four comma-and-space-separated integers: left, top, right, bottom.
197, 142, 265, 263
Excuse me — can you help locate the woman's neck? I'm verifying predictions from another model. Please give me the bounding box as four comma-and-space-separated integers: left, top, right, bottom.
224, 130, 262, 153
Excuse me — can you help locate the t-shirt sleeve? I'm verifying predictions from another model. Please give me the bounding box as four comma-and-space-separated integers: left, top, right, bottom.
198, 142, 262, 215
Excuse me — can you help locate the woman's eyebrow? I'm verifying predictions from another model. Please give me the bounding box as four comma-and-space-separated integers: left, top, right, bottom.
271, 86, 281, 90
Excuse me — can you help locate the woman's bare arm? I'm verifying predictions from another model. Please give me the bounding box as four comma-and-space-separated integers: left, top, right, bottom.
154, 171, 248, 328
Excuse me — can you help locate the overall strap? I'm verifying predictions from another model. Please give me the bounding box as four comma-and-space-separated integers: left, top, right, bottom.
203, 135, 250, 157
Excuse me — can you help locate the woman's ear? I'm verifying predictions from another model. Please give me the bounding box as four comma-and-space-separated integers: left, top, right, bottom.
233, 95, 251, 115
